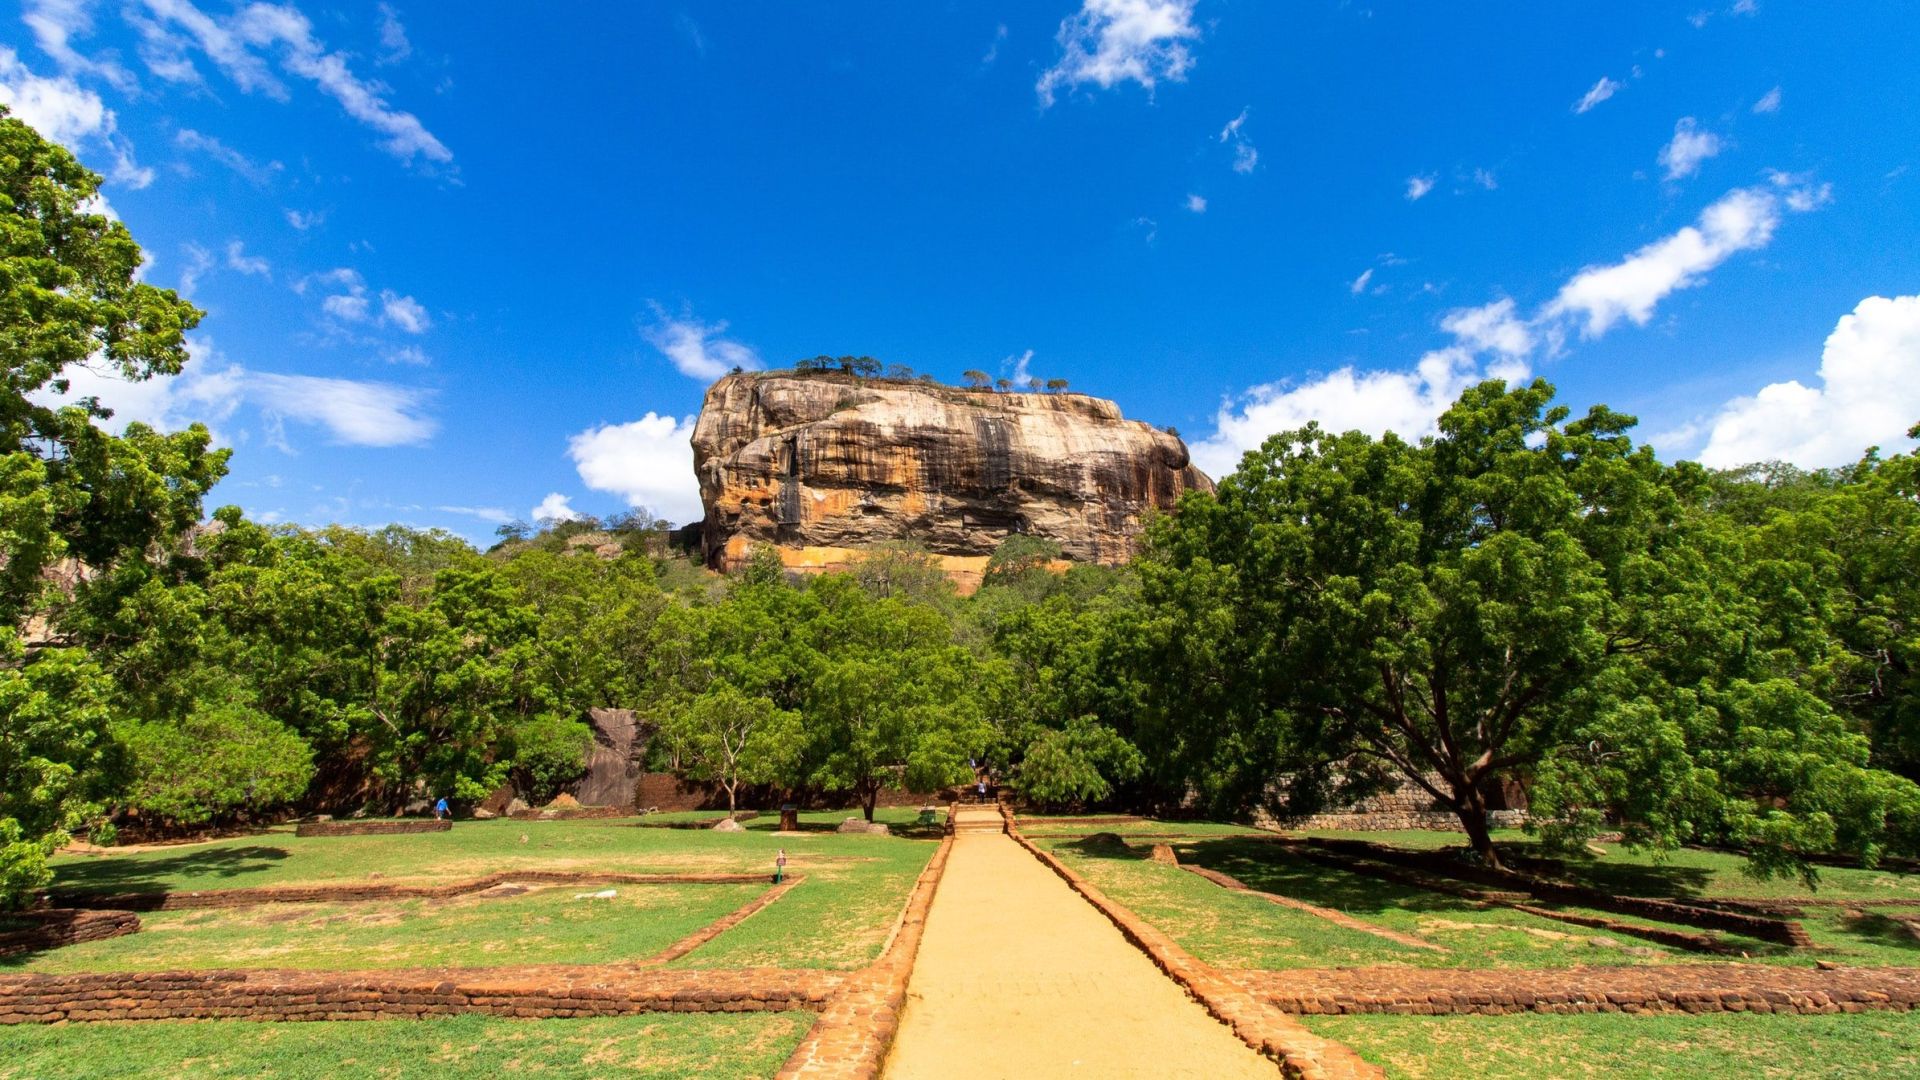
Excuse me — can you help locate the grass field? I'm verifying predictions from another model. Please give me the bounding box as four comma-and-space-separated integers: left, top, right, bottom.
9, 883, 763, 973
1304, 1012, 1920, 1079
38, 818, 936, 971
1042, 831, 1920, 968
0, 1013, 808, 1080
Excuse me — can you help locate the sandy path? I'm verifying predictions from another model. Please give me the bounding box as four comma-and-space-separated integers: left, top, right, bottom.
883, 808, 1278, 1079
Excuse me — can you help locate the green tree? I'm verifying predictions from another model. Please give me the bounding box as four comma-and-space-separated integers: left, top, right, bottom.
1018, 715, 1143, 806
802, 577, 987, 819
850, 541, 955, 605
961, 369, 991, 390
1045, 378, 1069, 393
504, 713, 594, 805
663, 681, 802, 814
115, 701, 312, 827
0, 110, 214, 906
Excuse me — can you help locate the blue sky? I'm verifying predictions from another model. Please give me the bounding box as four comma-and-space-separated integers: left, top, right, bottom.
4, 1, 1916, 540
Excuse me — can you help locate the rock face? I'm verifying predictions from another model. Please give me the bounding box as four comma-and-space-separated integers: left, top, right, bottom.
692, 372, 1212, 585
570, 708, 652, 807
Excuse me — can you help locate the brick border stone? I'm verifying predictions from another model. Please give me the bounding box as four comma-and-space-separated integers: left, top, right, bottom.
642, 876, 806, 965
294, 820, 451, 837
0, 910, 141, 958
1232, 964, 1920, 1016
49, 870, 774, 911
1003, 805, 1381, 1080
775, 833, 954, 1079
0, 965, 842, 1025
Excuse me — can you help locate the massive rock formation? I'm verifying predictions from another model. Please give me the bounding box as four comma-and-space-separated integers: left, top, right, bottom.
692, 372, 1212, 587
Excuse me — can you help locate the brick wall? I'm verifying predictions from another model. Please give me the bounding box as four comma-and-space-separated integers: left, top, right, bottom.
294, 820, 451, 837
0, 910, 140, 958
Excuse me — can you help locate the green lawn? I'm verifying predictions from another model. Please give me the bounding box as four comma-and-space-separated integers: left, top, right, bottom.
7, 884, 762, 973
1052, 833, 1920, 968
0, 1013, 807, 1080
1297, 829, 1920, 902
43, 819, 937, 970
1042, 836, 1709, 969
1304, 1012, 1920, 1080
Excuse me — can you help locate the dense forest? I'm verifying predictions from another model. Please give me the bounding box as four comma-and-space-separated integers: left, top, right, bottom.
4, 109, 1918, 908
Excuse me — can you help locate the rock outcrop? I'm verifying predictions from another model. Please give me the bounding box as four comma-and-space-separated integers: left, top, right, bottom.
691, 372, 1211, 587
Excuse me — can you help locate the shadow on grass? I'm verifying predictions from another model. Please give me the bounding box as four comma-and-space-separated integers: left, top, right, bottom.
50, 845, 292, 896
1056, 835, 1148, 860
1837, 911, 1920, 954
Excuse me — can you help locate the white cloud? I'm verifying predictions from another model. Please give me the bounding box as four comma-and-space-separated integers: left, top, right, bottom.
1752, 86, 1782, 114
323, 292, 370, 322
1349, 267, 1374, 296
37, 338, 435, 447
1003, 348, 1036, 387
224, 239, 269, 278
1695, 294, 1920, 469
249, 372, 435, 446
176, 128, 281, 185
644, 306, 762, 381
531, 492, 581, 523
379, 290, 431, 333
1036, 0, 1199, 107
0, 45, 148, 187
1197, 179, 1827, 470
1472, 167, 1498, 191
1658, 117, 1723, 180
138, 0, 451, 166
568, 412, 703, 525
1218, 106, 1257, 173
1192, 348, 1481, 476
1573, 76, 1622, 114
177, 242, 214, 298
1405, 174, 1436, 201
1440, 297, 1533, 359
982, 23, 1008, 66
284, 208, 323, 230
374, 3, 411, 65
1185, 193, 1206, 213
24, 0, 137, 92
382, 345, 429, 366
1544, 182, 1804, 338
437, 505, 512, 525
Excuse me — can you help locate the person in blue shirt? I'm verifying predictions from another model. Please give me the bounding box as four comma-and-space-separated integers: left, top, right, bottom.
434, 796, 449, 821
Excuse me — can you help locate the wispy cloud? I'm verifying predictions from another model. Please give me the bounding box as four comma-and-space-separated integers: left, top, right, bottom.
1404, 174, 1436, 201
374, 3, 411, 65
1218, 106, 1257, 174
1036, 0, 1199, 107
23, 0, 137, 92
136, 0, 451, 167
1752, 86, 1782, 114
175, 128, 282, 185
0, 46, 150, 186
1573, 75, 1622, 114
224, 239, 269, 278
1349, 267, 1374, 296
643, 305, 762, 381
1658, 117, 1723, 180
1185, 193, 1207, 213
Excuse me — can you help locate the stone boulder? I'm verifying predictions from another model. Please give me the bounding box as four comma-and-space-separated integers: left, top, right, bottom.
505, 797, 529, 817
836, 817, 891, 835
711, 817, 746, 832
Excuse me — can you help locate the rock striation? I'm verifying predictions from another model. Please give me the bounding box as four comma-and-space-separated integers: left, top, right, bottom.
691, 372, 1212, 586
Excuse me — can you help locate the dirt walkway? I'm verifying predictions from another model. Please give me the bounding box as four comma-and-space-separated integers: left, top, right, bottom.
883, 808, 1279, 1078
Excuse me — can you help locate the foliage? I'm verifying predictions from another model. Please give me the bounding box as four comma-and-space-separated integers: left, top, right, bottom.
504, 713, 594, 805
1017, 715, 1143, 806
115, 701, 313, 826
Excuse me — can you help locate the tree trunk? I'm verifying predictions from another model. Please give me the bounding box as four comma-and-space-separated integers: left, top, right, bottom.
862, 780, 877, 822
724, 782, 737, 816
1454, 784, 1502, 869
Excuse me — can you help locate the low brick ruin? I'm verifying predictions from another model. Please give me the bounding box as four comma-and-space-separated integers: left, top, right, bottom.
0, 910, 141, 958
294, 819, 451, 838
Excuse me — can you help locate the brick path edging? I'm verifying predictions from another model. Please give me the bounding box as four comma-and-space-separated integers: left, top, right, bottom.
1003, 806, 1382, 1080
0, 910, 140, 958
0, 966, 843, 1025
294, 820, 451, 837
642, 877, 805, 965
49, 870, 775, 911
1232, 964, 1920, 1017
775, 834, 954, 1079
